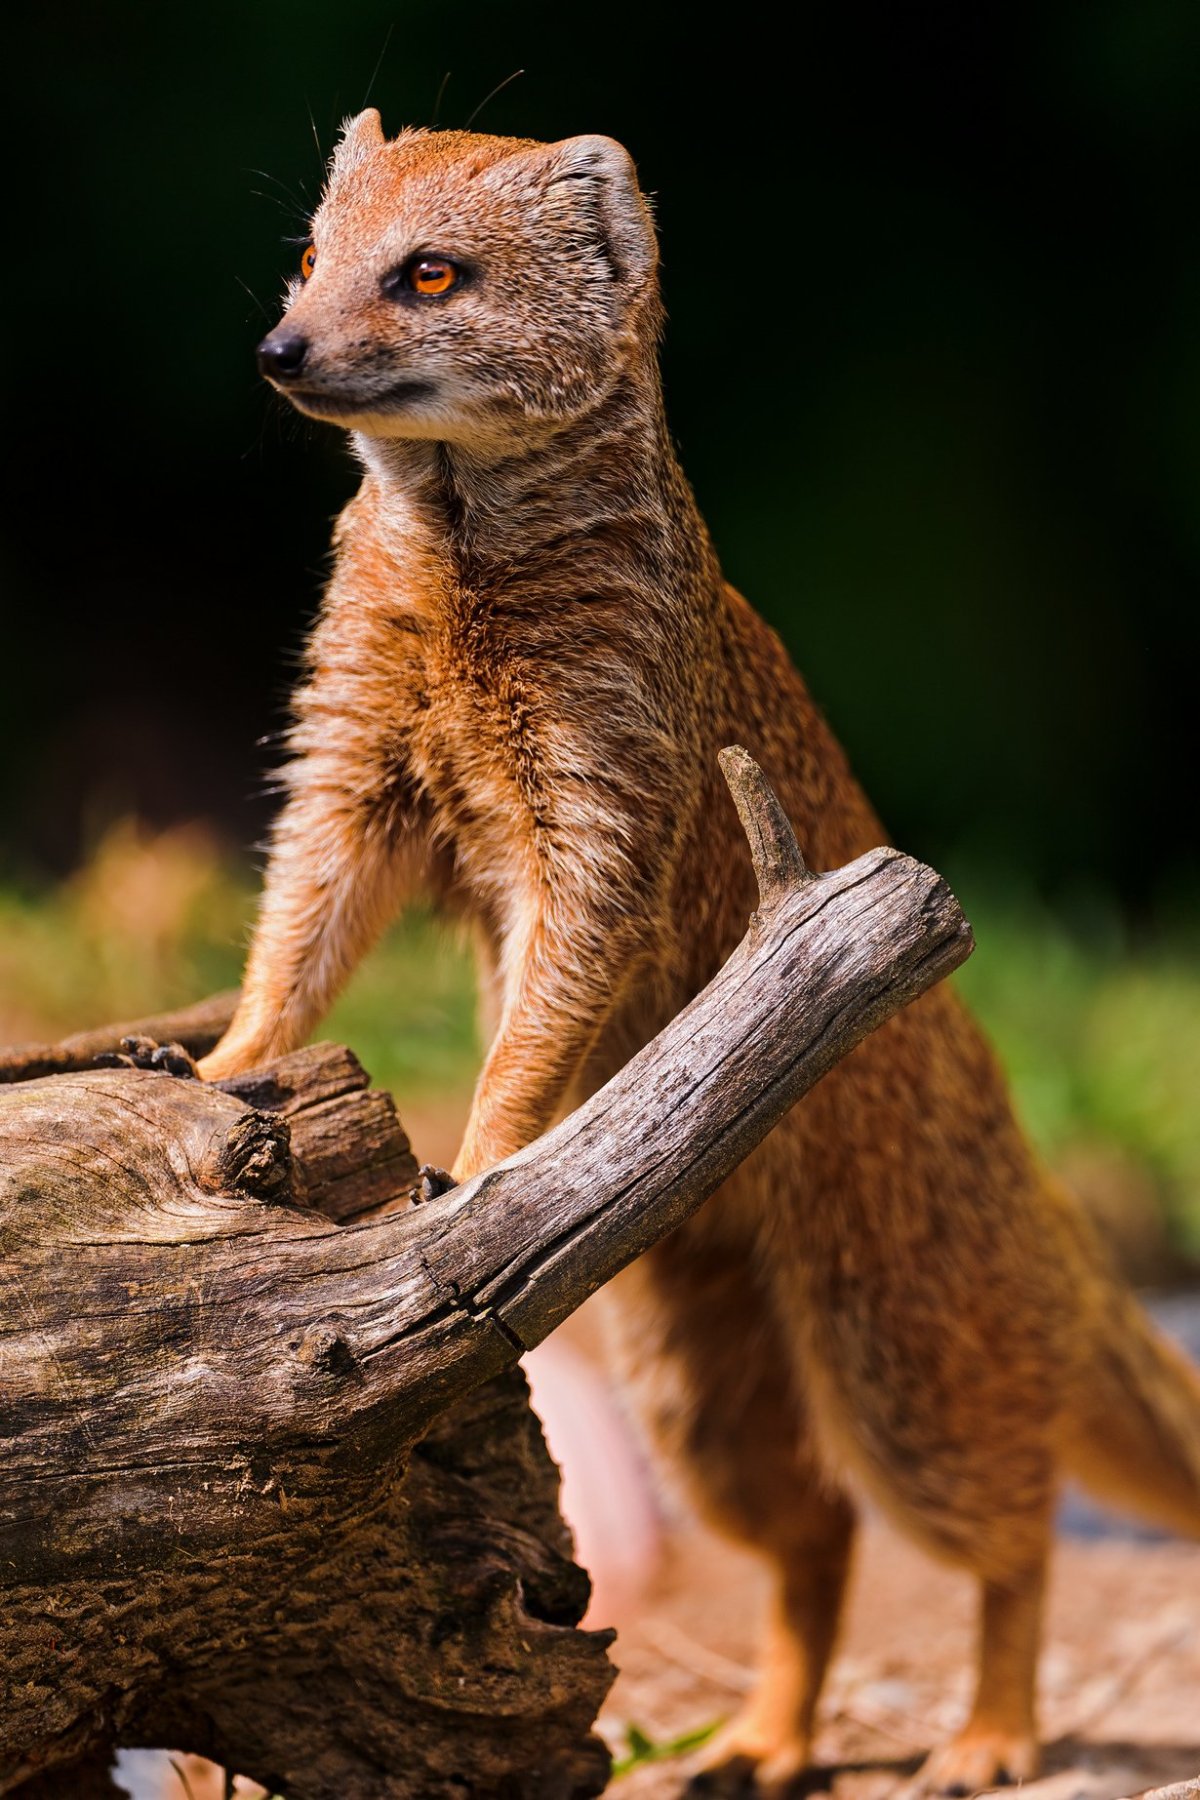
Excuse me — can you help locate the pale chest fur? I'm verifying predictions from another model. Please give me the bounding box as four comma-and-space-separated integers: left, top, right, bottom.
322, 480, 679, 977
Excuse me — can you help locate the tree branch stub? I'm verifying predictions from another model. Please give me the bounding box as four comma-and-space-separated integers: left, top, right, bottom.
718, 742, 811, 901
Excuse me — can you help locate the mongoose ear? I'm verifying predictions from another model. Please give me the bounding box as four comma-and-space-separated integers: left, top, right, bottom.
331, 108, 385, 179
544, 135, 658, 283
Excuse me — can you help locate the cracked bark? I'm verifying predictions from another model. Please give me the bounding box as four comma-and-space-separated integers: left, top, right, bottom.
0, 751, 973, 1798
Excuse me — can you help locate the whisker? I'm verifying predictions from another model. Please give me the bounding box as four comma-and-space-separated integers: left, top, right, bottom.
464, 67, 525, 132
245, 167, 312, 220
233, 273, 273, 324
238, 383, 277, 465
304, 94, 325, 174
247, 166, 311, 204
361, 21, 396, 111
431, 68, 452, 129
248, 189, 298, 218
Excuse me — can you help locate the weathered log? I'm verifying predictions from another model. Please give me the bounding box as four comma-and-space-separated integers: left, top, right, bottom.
0, 752, 973, 1797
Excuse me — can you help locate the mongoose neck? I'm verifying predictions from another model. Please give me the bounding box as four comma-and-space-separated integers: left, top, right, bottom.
355, 371, 710, 600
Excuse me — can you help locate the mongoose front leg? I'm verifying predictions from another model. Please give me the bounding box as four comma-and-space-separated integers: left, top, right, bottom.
199, 771, 420, 1080
451, 905, 642, 1182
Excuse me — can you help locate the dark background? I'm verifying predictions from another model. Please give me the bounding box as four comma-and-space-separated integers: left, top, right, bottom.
4, 1, 1198, 903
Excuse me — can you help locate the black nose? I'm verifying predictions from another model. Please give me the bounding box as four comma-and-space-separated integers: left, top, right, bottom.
257, 331, 309, 378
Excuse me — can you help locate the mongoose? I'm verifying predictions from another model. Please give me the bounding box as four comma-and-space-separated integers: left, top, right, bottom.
201, 111, 1200, 1794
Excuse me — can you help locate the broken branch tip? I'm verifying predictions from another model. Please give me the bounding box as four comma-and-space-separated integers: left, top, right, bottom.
718, 745, 811, 902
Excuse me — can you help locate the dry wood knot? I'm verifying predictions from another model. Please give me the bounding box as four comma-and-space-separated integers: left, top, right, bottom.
201, 1109, 294, 1201
296, 1322, 360, 1378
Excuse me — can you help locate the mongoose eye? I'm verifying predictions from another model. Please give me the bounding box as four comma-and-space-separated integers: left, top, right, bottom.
300, 244, 317, 281
406, 256, 459, 296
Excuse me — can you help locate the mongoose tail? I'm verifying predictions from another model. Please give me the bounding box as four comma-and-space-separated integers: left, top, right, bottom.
1066, 1281, 1200, 1539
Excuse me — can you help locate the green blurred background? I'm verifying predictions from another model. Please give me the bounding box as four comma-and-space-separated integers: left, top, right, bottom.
2, 1, 1198, 1254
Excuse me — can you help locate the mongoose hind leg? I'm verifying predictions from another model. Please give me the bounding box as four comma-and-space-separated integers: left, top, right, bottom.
800, 1344, 1051, 1793
801, 1333, 1051, 1792
605, 1228, 856, 1796
917, 1565, 1044, 1795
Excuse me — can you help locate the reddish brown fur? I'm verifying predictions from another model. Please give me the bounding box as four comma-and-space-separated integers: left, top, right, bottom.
202, 112, 1200, 1795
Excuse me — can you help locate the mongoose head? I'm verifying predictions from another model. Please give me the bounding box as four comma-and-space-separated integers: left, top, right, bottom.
257, 111, 660, 445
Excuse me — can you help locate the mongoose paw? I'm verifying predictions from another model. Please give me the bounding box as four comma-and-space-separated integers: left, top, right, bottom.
196, 1037, 270, 1081
918, 1725, 1039, 1795
408, 1163, 458, 1205
686, 1752, 758, 1795
94, 1035, 199, 1079
687, 1716, 813, 1796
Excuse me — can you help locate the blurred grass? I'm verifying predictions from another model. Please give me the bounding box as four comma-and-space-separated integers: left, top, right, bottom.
0, 820, 1197, 1254
0, 819, 480, 1102
610, 1718, 722, 1778
948, 863, 1200, 1258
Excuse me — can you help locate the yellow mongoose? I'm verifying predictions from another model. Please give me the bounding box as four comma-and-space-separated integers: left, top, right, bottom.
202, 112, 1200, 1794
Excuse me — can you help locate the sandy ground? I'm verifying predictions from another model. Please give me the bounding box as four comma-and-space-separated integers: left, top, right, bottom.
601, 1514, 1200, 1799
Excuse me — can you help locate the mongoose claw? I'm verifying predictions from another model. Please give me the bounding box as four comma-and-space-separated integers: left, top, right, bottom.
687, 1722, 813, 1796
409, 1163, 458, 1205
917, 1726, 1038, 1795
684, 1756, 758, 1795
94, 1035, 200, 1078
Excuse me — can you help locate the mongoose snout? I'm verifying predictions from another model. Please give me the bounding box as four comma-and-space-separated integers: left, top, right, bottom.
256, 330, 309, 379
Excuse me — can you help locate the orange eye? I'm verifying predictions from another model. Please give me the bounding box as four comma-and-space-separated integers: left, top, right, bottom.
300, 244, 316, 280
408, 257, 458, 295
